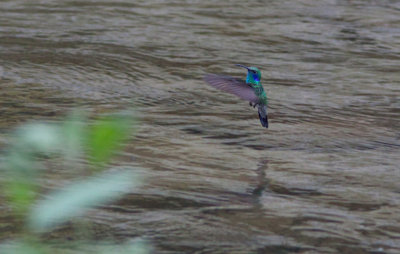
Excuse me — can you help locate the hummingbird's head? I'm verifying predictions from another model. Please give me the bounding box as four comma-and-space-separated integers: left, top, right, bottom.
236, 64, 261, 84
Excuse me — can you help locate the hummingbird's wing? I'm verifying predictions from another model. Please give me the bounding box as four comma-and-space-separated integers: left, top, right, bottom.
204, 74, 258, 103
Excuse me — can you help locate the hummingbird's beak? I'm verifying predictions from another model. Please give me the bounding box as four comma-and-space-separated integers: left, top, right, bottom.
235, 64, 250, 70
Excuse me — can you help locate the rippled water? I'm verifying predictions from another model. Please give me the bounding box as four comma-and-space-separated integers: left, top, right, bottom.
1, 0, 400, 253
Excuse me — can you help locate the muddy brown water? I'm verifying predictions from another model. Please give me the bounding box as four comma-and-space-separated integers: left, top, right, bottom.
0, 1, 400, 253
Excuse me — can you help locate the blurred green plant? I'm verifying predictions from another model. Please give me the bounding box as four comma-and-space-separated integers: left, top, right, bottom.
0, 110, 149, 254
88, 113, 133, 168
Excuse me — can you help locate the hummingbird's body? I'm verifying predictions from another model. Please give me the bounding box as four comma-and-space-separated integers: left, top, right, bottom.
204, 64, 269, 128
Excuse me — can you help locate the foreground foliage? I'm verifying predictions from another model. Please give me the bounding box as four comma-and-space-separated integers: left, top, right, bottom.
0, 111, 150, 254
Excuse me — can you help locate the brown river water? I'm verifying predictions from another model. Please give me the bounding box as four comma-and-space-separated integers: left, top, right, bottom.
0, 0, 400, 253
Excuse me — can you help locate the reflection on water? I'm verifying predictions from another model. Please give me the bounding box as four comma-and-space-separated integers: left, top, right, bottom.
1, 0, 400, 253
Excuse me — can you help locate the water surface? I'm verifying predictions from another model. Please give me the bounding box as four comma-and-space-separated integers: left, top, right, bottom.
0, 0, 399, 253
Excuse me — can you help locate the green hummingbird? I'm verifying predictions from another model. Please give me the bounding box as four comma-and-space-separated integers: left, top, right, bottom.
204, 64, 268, 128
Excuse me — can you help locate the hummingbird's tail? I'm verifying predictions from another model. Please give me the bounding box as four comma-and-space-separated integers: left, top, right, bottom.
257, 105, 268, 128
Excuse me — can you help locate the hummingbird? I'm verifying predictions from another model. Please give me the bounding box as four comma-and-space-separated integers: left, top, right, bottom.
204, 64, 268, 128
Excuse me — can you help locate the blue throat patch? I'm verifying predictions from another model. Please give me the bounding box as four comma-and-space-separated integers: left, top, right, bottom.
246, 73, 260, 83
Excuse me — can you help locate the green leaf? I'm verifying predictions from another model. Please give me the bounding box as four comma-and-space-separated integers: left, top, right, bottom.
0, 240, 151, 254
87, 112, 134, 168
2, 123, 61, 215
29, 170, 140, 232
5, 150, 37, 176
5, 177, 38, 215
15, 123, 61, 155
4, 151, 38, 214
61, 110, 87, 161
0, 240, 49, 254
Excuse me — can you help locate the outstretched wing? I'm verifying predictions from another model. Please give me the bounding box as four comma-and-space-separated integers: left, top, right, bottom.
204, 74, 258, 103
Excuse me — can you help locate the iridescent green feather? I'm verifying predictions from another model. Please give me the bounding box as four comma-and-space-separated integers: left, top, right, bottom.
246, 67, 268, 105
